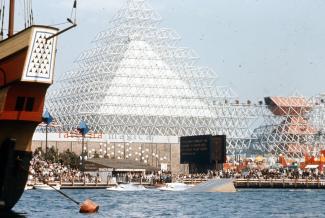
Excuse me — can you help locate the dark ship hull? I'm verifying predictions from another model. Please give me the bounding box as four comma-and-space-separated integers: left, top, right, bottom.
0, 26, 58, 211
0, 140, 32, 210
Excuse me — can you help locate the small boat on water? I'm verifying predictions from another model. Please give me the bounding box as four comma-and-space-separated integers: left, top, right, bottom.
33, 184, 61, 190
24, 185, 33, 190
106, 183, 146, 191
158, 182, 192, 191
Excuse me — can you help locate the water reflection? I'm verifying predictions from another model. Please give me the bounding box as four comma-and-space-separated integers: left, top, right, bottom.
0, 211, 27, 218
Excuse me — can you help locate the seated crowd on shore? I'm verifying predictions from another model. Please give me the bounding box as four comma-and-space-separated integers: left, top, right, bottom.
28, 149, 172, 185
28, 151, 98, 184
28, 148, 325, 185
227, 167, 325, 180
173, 167, 325, 182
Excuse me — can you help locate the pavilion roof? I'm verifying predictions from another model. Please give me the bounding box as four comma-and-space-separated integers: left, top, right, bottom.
265, 96, 312, 116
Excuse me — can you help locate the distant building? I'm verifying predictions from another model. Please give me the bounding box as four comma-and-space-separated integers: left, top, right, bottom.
38, 0, 255, 167
252, 95, 325, 159
84, 159, 158, 183
34, 1, 325, 164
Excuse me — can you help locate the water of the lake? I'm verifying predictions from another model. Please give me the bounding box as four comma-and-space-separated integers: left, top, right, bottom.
6, 188, 325, 217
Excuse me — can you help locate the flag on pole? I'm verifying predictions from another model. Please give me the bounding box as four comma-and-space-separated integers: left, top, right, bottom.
42, 109, 53, 125
78, 120, 89, 135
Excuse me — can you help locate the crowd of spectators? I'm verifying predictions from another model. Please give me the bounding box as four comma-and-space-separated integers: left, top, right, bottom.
28, 148, 325, 186
229, 167, 325, 180
28, 153, 98, 184
167, 167, 325, 184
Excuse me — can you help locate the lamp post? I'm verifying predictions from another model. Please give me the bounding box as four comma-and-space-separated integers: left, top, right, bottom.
99, 143, 103, 158
124, 142, 127, 159
111, 144, 115, 159
137, 145, 141, 162
77, 120, 89, 172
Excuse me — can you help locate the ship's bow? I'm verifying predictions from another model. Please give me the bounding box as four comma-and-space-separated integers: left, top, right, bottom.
0, 26, 58, 211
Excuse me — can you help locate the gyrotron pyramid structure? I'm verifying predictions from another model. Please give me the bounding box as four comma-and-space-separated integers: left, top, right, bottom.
46, 0, 257, 155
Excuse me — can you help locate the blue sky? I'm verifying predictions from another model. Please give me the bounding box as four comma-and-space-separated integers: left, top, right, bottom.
14, 0, 325, 101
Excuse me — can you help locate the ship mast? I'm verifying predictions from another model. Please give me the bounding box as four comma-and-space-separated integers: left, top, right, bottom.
8, 0, 14, 37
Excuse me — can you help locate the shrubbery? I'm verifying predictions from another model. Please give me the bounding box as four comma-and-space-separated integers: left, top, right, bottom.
59, 149, 80, 169
33, 147, 80, 169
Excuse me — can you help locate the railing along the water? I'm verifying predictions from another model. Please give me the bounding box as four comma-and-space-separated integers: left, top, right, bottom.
28, 177, 152, 189
182, 178, 208, 184
234, 178, 325, 189
28, 177, 325, 189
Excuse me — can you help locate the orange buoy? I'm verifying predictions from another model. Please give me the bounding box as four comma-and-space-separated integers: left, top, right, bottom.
79, 199, 99, 213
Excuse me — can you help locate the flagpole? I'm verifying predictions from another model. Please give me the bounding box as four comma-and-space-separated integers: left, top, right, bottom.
78, 120, 89, 173
42, 109, 54, 159
45, 124, 48, 157
81, 134, 85, 172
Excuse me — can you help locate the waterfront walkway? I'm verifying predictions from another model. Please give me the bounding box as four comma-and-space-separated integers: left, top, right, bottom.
30, 178, 325, 189
234, 178, 325, 189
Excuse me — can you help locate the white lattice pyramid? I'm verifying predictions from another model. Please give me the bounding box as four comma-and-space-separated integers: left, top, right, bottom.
45, 0, 257, 155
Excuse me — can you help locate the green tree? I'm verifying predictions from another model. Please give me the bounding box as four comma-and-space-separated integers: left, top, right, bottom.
59, 149, 80, 169
33, 147, 43, 156
44, 146, 59, 163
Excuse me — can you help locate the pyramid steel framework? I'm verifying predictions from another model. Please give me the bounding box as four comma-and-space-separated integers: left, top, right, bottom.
252, 94, 325, 159
45, 0, 258, 155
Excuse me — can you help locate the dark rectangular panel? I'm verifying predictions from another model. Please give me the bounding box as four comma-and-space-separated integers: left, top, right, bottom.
180, 135, 211, 164
211, 135, 226, 164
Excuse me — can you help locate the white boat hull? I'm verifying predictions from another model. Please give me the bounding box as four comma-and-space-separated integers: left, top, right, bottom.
158, 183, 192, 191
33, 184, 61, 190
24, 185, 33, 190
106, 183, 146, 191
